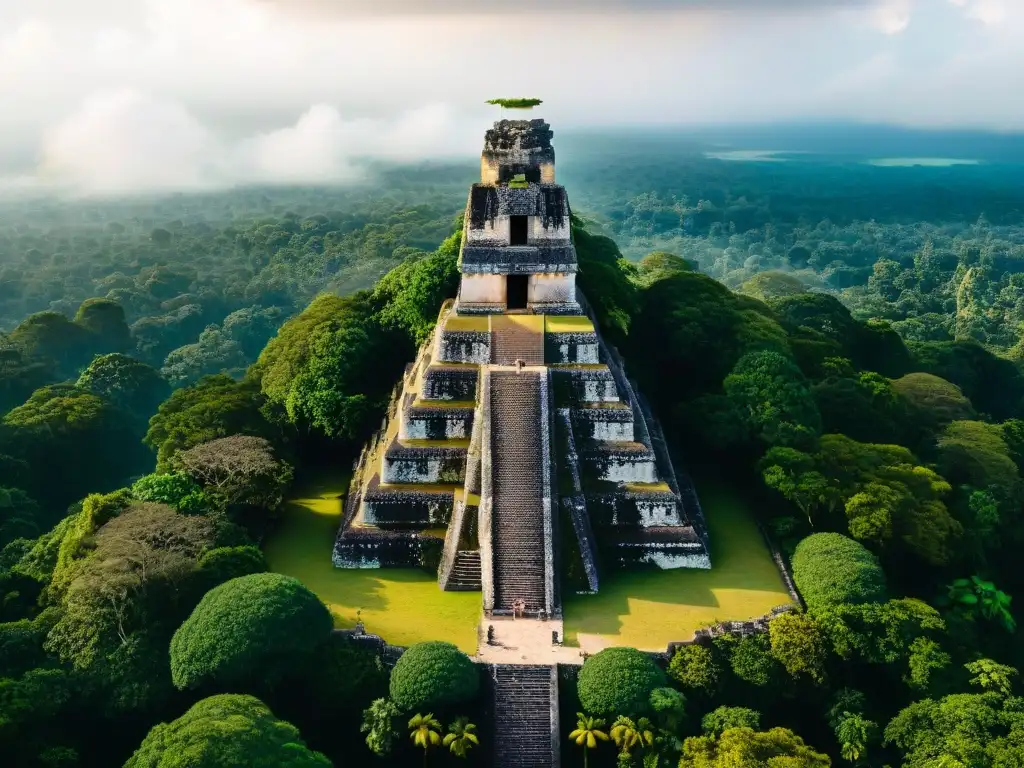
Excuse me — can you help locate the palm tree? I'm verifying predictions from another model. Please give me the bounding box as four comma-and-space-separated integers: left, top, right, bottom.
611, 716, 655, 764
835, 713, 877, 763
569, 712, 609, 768
409, 713, 442, 767
443, 716, 479, 759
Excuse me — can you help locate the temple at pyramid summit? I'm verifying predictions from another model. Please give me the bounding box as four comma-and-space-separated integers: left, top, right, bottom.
333, 117, 710, 619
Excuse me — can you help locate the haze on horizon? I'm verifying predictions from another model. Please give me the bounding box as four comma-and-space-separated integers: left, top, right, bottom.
1, 0, 1020, 195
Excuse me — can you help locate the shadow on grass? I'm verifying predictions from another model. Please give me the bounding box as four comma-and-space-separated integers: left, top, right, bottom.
264, 471, 480, 652
562, 479, 791, 649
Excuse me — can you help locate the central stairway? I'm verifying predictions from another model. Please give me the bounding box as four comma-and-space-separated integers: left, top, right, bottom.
490, 370, 547, 612
490, 664, 560, 768
491, 315, 544, 365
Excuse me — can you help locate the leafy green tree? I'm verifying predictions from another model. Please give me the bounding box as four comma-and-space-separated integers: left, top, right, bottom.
727, 633, 782, 687
77, 353, 170, 418
196, 546, 267, 588
668, 644, 721, 696
945, 576, 1016, 632
0, 667, 76, 766
891, 372, 976, 431
813, 371, 909, 445
769, 612, 828, 684
910, 339, 1024, 421
408, 713, 442, 767
906, 637, 952, 691
131, 472, 211, 515
760, 448, 835, 527
443, 716, 479, 759
171, 436, 292, 521
572, 217, 638, 344
834, 713, 877, 763
631, 269, 788, 408
361, 697, 401, 757
123, 693, 331, 767
884, 691, 1024, 767
816, 597, 944, 659
132, 305, 207, 366
170, 573, 333, 690
0, 487, 40, 548
763, 434, 961, 565
372, 232, 460, 345
221, 306, 286, 359
144, 375, 273, 471
737, 272, 807, 302
723, 350, 822, 448
6, 311, 92, 377
701, 706, 761, 737
635, 251, 695, 286
792, 533, 887, 612
162, 327, 247, 387
388, 641, 479, 713
648, 687, 686, 732
569, 713, 609, 768
936, 421, 1020, 508
2, 384, 144, 509
679, 727, 831, 768
577, 647, 667, 718
74, 298, 132, 355
47, 488, 134, 598
45, 502, 219, 712
0, 345, 57, 415
965, 658, 1018, 696
251, 293, 385, 439
770, 293, 872, 368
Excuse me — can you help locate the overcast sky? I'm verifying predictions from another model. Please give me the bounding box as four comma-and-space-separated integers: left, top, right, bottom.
1, 0, 1020, 194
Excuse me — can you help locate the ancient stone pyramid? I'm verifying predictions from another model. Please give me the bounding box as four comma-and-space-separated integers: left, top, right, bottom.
334, 118, 710, 619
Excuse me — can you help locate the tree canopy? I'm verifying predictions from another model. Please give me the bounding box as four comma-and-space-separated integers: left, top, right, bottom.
170, 573, 333, 690
577, 646, 667, 718
792, 533, 888, 612
123, 694, 331, 768
388, 640, 479, 713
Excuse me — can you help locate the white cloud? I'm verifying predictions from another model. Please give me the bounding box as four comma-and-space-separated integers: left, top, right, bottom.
39, 90, 216, 193
30, 92, 478, 195
0, 0, 1022, 194
949, 0, 1007, 25
871, 0, 913, 34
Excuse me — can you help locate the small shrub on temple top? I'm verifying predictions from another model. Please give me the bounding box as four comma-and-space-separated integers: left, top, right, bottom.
486, 98, 543, 109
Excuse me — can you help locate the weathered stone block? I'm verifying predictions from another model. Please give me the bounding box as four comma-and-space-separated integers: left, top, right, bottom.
437, 330, 490, 364
421, 366, 478, 401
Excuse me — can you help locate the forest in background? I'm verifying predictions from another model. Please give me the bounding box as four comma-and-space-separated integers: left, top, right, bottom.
0, 125, 1023, 767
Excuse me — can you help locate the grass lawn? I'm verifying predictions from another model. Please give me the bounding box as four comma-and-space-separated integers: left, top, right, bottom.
263, 473, 481, 653
562, 480, 793, 652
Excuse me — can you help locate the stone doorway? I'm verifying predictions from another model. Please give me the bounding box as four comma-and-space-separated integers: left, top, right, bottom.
509, 215, 528, 245
506, 274, 529, 310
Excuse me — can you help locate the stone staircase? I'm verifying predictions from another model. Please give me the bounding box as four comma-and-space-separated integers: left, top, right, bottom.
490, 665, 559, 768
490, 370, 547, 611
447, 550, 481, 591
492, 316, 544, 365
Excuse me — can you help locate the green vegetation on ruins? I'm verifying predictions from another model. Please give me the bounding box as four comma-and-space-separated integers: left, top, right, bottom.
485, 98, 543, 109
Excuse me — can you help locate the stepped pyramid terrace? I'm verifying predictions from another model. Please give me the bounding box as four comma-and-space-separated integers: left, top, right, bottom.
333, 117, 711, 620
